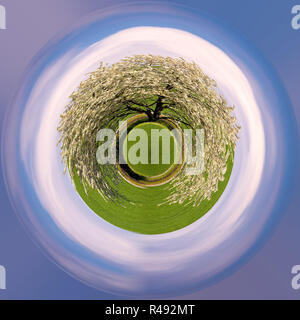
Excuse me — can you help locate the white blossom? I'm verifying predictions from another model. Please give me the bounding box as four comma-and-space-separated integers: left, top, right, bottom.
58, 55, 240, 206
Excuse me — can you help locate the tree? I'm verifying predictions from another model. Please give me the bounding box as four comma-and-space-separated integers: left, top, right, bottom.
58, 55, 240, 206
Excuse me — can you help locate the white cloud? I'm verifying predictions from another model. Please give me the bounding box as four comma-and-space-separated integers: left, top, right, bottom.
20, 26, 269, 293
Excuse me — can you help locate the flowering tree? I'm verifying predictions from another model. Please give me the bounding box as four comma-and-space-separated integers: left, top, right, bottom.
58, 55, 240, 206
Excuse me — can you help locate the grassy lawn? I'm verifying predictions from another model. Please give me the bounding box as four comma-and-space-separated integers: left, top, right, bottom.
69, 96, 235, 234
72, 154, 233, 234
124, 121, 178, 177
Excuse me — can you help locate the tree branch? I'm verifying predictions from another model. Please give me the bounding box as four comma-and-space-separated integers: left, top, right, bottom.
127, 99, 153, 110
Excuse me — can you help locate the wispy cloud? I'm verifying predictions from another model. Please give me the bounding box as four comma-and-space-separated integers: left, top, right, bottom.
12, 26, 283, 297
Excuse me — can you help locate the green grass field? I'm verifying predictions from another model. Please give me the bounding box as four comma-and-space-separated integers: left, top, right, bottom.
72, 154, 233, 234
70, 102, 234, 235
124, 121, 178, 177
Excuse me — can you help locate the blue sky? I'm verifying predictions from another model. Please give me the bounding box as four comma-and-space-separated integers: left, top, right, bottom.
0, 0, 300, 299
